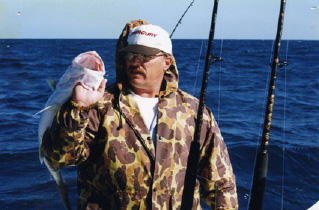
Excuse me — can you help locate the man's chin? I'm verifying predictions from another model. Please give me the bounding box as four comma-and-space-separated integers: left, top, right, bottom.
129, 79, 145, 89
128, 72, 145, 82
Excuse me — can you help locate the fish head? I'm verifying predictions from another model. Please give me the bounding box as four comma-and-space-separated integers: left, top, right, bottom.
72, 51, 105, 74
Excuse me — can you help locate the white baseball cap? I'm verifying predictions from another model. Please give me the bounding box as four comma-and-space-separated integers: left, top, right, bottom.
120, 24, 172, 56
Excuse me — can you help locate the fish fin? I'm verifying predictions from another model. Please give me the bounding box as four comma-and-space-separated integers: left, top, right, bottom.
33, 104, 59, 116
44, 158, 71, 210
46, 79, 57, 92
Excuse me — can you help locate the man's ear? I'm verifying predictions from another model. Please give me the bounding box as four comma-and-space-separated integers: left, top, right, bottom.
163, 56, 173, 71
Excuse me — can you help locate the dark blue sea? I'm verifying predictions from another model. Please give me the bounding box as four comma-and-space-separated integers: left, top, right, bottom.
0, 39, 318, 210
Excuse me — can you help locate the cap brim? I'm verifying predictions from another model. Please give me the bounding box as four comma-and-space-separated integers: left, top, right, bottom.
119, 44, 162, 56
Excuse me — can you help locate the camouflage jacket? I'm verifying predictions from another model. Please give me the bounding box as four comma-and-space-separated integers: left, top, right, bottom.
41, 20, 238, 210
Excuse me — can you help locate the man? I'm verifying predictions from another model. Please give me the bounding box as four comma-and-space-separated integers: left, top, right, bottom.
41, 20, 238, 209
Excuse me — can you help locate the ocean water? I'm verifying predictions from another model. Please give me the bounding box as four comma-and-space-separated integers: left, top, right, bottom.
0, 39, 318, 210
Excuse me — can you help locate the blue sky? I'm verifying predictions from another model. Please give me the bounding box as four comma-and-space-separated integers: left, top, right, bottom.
1, 0, 318, 39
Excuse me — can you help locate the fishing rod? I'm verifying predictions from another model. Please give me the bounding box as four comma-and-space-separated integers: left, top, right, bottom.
181, 0, 222, 209
249, 0, 288, 209
170, 0, 195, 38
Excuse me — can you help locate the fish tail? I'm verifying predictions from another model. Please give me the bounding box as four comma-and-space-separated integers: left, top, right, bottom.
44, 158, 72, 210
58, 183, 72, 210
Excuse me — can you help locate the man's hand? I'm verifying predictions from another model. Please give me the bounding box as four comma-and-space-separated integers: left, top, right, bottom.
72, 79, 107, 107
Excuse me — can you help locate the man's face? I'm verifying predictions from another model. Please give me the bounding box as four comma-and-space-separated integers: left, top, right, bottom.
125, 52, 169, 93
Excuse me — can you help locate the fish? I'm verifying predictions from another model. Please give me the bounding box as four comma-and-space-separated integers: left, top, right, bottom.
35, 51, 105, 210
309, 201, 319, 210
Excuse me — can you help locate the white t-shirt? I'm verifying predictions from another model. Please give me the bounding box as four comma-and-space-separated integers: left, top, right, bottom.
130, 91, 158, 146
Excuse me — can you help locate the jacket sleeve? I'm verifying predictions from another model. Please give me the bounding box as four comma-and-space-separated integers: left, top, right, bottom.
40, 100, 101, 169
198, 114, 238, 209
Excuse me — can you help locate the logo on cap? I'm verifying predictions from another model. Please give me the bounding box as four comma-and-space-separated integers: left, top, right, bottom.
132, 30, 158, 38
